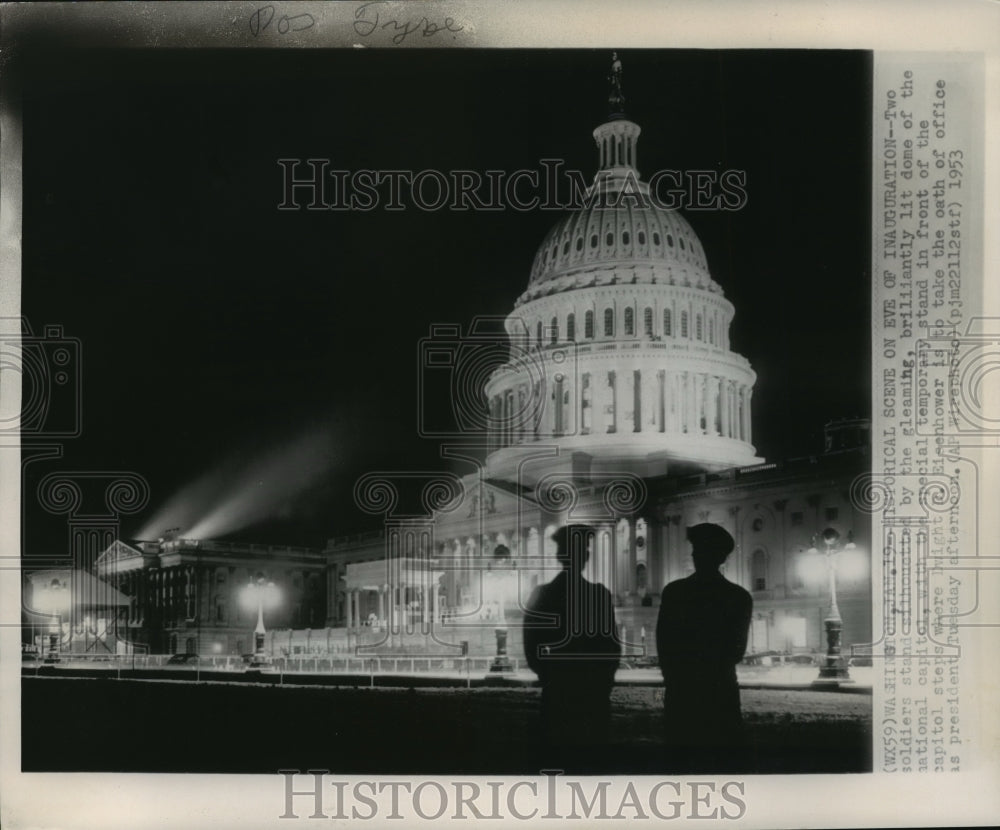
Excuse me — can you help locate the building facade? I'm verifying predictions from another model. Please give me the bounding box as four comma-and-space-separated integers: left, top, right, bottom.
96, 536, 326, 656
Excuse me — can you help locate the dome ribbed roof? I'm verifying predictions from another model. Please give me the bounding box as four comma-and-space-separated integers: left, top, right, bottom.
517, 201, 719, 305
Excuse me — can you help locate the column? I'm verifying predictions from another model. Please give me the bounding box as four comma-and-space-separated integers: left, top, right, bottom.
707, 376, 719, 436
688, 373, 698, 433
656, 370, 666, 432
744, 387, 753, 441
738, 385, 746, 441
665, 372, 681, 432
721, 379, 731, 437
627, 518, 638, 596
630, 367, 640, 432
607, 370, 618, 433
641, 368, 658, 432
345, 590, 352, 630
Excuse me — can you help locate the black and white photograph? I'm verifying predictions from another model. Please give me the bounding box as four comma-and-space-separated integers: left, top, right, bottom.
3, 3, 999, 828
15, 42, 873, 775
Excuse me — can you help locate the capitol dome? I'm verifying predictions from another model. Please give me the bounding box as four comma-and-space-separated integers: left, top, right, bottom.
485, 59, 761, 484
522, 200, 717, 305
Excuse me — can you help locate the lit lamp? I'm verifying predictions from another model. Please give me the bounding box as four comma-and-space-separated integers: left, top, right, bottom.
801, 528, 866, 687
37, 578, 70, 663
488, 545, 514, 673
240, 572, 280, 670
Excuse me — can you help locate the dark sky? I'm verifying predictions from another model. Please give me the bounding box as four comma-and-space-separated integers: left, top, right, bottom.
20, 48, 872, 552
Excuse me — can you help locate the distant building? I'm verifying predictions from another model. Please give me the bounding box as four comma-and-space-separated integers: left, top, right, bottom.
96, 536, 325, 655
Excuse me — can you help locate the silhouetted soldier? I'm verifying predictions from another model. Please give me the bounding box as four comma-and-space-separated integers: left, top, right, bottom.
523, 524, 621, 752
656, 523, 752, 771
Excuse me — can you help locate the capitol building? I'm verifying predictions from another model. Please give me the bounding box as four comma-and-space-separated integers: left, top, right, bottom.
93, 62, 872, 664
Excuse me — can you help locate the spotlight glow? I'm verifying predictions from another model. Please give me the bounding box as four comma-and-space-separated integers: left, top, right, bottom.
136, 429, 337, 541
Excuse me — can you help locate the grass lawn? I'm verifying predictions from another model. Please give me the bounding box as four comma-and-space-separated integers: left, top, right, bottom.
22, 677, 871, 774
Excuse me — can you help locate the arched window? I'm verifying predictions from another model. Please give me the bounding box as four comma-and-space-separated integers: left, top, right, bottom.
680, 311, 689, 338
584, 310, 594, 339
643, 307, 653, 337
624, 307, 634, 336
604, 308, 614, 337
566, 313, 575, 341
751, 549, 767, 591
696, 314, 703, 341
663, 308, 672, 336
550, 316, 558, 344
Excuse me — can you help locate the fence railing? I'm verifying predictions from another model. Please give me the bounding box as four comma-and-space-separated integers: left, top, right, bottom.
21, 651, 521, 678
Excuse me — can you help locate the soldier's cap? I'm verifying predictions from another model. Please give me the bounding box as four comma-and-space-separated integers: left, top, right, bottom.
686, 523, 735, 556
551, 523, 596, 554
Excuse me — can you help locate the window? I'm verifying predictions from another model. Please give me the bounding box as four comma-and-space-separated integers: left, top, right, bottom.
624, 307, 634, 335
550, 316, 558, 344
590, 234, 598, 249
667, 234, 674, 248
581, 373, 592, 434
653, 232, 661, 246
709, 318, 715, 345
752, 518, 764, 532
638, 231, 646, 245
584, 310, 594, 339
606, 232, 614, 246
622, 231, 630, 245
791, 511, 804, 526
825, 507, 839, 522
562, 241, 569, 255
575, 237, 583, 251
663, 309, 672, 336
643, 307, 653, 337
680, 311, 689, 338
566, 313, 575, 341
636, 563, 647, 592
679, 237, 686, 250
536, 320, 543, 348
696, 314, 703, 341
604, 308, 614, 337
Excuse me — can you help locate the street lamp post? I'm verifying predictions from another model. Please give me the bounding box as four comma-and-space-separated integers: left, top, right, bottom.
39, 578, 70, 664
241, 573, 280, 671
488, 546, 513, 674
807, 528, 856, 687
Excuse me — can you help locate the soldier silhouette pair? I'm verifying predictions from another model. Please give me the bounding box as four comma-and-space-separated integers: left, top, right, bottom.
524, 522, 751, 771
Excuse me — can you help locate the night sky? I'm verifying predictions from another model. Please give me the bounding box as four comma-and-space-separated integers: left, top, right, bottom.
20, 48, 872, 553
